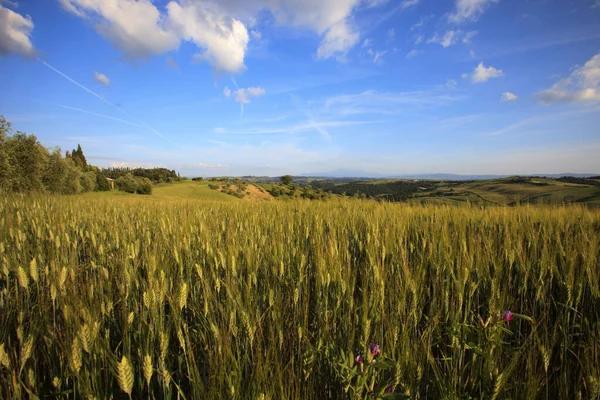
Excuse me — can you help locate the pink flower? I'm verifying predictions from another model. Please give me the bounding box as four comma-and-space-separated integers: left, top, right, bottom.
502, 310, 513, 322
355, 355, 364, 364
369, 343, 380, 357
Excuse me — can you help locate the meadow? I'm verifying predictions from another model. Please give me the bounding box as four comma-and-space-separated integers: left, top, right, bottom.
1, 195, 599, 399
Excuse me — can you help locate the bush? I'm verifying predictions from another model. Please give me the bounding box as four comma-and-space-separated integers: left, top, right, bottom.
116, 173, 138, 193
136, 177, 153, 195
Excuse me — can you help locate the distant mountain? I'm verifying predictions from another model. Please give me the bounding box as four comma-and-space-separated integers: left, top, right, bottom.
302, 169, 386, 178
300, 172, 600, 181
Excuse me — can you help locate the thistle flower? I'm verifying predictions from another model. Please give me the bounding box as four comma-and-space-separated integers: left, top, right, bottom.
355, 355, 364, 364
369, 343, 380, 357
502, 310, 513, 322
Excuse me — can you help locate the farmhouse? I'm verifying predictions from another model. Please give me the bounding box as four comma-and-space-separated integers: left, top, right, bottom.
106, 177, 115, 190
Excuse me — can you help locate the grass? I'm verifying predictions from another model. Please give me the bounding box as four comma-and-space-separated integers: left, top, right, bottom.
0, 195, 599, 399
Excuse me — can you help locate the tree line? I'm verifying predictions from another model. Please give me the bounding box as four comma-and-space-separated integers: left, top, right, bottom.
0, 116, 159, 195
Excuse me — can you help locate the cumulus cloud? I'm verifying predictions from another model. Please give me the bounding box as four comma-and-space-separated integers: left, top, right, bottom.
537, 53, 600, 104
0, 4, 35, 57
223, 86, 232, 97
60, 0, 366, 72
93, 72, 110, 86
60, 0, 179, 58
234, 87, 265, 103
501, 92, 518, 102
169, 1, 249, 73
463, 62, 504, 83
448, 0, 499, 23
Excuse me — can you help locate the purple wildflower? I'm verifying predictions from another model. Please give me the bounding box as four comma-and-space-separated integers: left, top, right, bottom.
355, 355, 364, 364
502, 310, 513, 322
369, 343, 380, 357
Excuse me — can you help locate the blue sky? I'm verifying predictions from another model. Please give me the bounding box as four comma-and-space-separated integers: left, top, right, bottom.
1, 0, 599, 176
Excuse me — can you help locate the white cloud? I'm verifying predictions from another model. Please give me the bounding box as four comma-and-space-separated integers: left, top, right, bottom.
428, 30, 459, 47
448, 0, 499, 23
250, 29, 261, 40
362, 38, 372, 48
501, 92, 518, 102
464, 62, 504, 83
223, 86, 232, 97
316, 19, 359, 60
168, 2, 249, 73
406, 49, 422, 59
93, 72, 110, 87
446, 79, 458, 89
0, 4, 35, 57
60, 0, 364, 71
365, 0, 388, 7
428, 30, 477, 47
537, 53, 600, 104
387, 28, 395, 40
401, 0, 420, 9
60, 0, 180, 58
463, 30, 477, 44
234, 87, 265, 104
414, 35, 423, 45
592, 0, 600, 8
367, 48, 388, 64
325, 89, 463, 115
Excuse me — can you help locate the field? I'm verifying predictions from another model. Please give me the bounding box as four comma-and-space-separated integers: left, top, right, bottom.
1, 195, 600, 399
410, 177, 600, 207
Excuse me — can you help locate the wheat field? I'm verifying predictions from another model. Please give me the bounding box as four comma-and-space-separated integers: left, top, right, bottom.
0, 195, 599, 399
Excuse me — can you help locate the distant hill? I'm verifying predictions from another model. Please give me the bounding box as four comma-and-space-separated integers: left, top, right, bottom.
301, 172, 600, 180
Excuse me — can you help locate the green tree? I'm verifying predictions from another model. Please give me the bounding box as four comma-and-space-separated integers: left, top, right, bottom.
0, 116, 14, 191
95, 171, 111, 191
80, 171, 96, 192
70, 143, 88, 170
62, 158, 81, 194
280, 175, 293, 186
42, 148, 67, 193
5, 131, 49, 192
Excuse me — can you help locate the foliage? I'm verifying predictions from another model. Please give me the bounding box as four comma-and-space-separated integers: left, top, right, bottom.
95, 171, 111, 192
280, 174, 293, 186
0, 116, 13, 191
116, 173, 139, 193
311, 180, 438, 202
0, 116, 103, 195
67, 143, 88, 170
4, 132, 48, 192
103, 167, 179, 183
135, 177, 153, 195
0, 198, 598, 398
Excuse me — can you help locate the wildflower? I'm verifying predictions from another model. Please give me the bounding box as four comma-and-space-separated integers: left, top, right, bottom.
355, 355, 364, 364
369, 343, 380, 357
502, 310, 513, 322
386, 386, 393, 393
